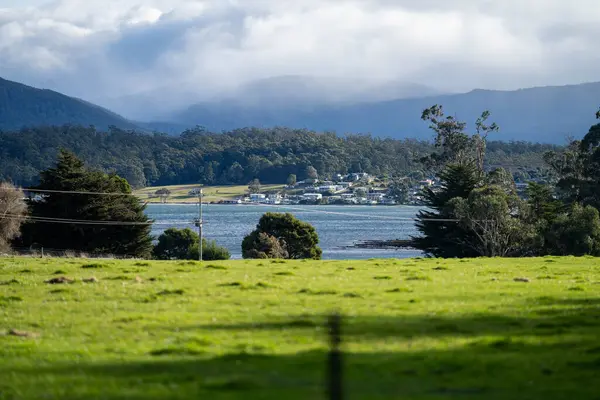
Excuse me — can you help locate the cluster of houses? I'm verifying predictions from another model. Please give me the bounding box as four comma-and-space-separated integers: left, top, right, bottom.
217, 173, 440, 206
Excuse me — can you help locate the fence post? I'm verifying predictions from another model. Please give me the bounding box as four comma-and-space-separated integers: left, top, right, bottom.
327, 312, 343, 400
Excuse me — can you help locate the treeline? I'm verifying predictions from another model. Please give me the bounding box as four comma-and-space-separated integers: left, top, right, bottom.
0, 125, 558, 188
413, 106, 600, 258
1, 150, 318, 261
1, 150, 231, 260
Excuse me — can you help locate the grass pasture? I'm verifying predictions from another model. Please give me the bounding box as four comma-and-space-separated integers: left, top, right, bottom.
134, 184, 285, 203
1, 257, 600, 399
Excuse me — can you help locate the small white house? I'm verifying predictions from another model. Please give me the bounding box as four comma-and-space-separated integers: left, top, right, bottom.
249, 193, 267, 202
349, 172, 370, 181
302, 193, 323, 201
316, 185, 337, 193
265, 194, 282, 205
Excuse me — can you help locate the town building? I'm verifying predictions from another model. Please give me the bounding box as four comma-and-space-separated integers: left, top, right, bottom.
249, 193, 266, 202
302, 193, 323, 202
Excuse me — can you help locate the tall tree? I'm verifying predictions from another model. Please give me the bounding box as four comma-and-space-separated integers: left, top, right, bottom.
306, 166, 319, 180
0, 182, 26, 252
18, 150, 153, 258
544, 204, 600, 256
248, 178, 261, 194
388, 179, 410, 204
155, 188, 171, 203
412, 164, 482, 258
525, 182, 563, 225
287, 174, 297, 187
544, 120, 600, 209
486, 167, 517, 193
450, 185, 533, 257
420, 105, 498, 174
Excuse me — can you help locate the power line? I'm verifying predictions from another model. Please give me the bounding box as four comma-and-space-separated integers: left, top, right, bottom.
2, 187, 140, 197
0, 213, 185, 226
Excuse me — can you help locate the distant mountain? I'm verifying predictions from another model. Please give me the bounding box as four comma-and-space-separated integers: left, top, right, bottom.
0, 77, 139, 131
221, 75, 444, 106
171, 82, 600, 144
102, 75, 444, 121
3, 75, 599, 144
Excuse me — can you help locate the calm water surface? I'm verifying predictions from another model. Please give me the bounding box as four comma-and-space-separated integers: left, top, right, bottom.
146, 204, 424, 260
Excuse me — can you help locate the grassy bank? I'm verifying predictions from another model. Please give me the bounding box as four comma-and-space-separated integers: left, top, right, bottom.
1, 257, 599, 399
134, 184, 285, 203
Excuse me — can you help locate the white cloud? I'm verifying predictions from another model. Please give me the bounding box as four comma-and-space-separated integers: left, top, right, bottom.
1, 0, 600, 117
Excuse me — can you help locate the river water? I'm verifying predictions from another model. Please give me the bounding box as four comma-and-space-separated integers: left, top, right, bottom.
146, 204, 424, 260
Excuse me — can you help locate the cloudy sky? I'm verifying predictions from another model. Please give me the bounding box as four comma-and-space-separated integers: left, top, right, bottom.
2, 0, 600, 114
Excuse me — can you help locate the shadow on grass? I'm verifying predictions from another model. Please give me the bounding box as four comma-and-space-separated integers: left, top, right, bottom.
2, 297, 600, 400
3, 340, 600, 400
170, 296, 600, 339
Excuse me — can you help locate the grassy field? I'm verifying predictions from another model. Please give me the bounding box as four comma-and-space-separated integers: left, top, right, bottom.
134, 184, 285, 203
1, 256, 600, 399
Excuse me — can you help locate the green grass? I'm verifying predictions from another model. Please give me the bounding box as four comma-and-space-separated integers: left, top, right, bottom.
1, 256, 600, 399
134, 184, 286, 203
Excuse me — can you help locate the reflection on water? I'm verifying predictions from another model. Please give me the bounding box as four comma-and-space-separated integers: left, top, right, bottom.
147, 204, 424, 260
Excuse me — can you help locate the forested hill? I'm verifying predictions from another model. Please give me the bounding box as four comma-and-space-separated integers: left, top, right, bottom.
0, 125, 559, 188
0, 77, 138, 131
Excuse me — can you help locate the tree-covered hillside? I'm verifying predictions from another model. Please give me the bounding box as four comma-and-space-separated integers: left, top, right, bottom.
0, 77, 138, 131
0, 125, 559, 188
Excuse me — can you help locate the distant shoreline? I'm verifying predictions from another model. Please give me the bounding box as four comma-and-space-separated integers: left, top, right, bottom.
145, 202, 419, 207
351, 239, 417, 249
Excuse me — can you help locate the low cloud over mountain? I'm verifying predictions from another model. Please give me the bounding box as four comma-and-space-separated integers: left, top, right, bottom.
2, 0, 600, 119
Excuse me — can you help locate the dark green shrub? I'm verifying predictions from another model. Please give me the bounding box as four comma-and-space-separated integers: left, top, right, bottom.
154, 228, 230, 261
188, 239, 231, 261
242, 213, 321, 259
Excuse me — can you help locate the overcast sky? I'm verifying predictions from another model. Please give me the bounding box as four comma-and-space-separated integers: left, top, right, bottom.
2, 0, 600, 108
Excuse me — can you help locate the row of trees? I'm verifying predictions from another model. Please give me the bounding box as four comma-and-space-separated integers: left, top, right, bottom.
0, 151, 225, 259
0, 150, 321, 260
413, 106, 600, 258
0, 125, 558, 188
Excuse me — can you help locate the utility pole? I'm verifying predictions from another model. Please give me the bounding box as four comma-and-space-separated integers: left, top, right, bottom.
197, 188, 203, 261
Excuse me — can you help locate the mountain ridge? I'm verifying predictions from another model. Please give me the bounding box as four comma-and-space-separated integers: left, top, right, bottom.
0, 77, 139, 131
1, 76, 599, 144
170, 81, 600, 143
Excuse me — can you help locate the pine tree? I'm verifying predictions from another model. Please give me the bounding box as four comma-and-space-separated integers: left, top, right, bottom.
19, 150, 153, 257
412, 164, 481, 258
